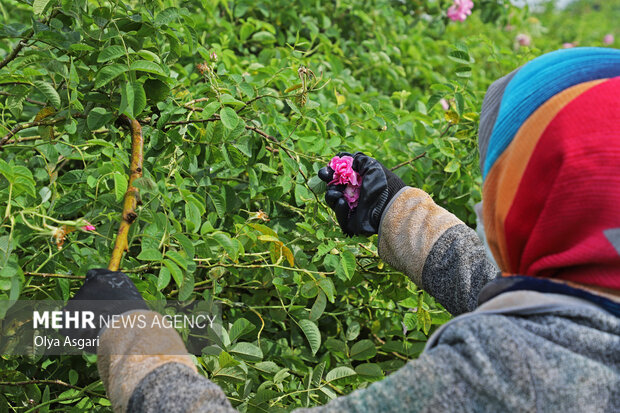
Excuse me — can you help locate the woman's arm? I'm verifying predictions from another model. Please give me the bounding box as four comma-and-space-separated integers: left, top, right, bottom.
378, 187, 499, 315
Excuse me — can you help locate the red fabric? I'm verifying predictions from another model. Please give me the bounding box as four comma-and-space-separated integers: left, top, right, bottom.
503, 77, 620, 289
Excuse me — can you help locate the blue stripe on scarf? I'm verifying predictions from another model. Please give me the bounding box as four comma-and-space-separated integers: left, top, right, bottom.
483, 47, 620, 179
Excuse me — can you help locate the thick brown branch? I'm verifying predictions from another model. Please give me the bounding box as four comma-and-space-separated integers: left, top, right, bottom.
108, 116, 143, 271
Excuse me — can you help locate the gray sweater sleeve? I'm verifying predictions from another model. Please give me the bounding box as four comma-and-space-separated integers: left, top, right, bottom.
377, 187, 499, 315
296, 299, 620, 413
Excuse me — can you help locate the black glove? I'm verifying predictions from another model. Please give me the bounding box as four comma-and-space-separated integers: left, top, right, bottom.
60, 268, 148, 352
318, 152, 405, 236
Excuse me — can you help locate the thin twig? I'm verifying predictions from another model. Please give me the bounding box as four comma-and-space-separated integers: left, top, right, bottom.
0, 379, 106, 398
0, 117, 65, 148
23, 272, 85, 280
0, 10, 59, 69
0, 91, 45, 106
0, 37, 30, 70
108, 116, 144, 271
390, 152, 426, 171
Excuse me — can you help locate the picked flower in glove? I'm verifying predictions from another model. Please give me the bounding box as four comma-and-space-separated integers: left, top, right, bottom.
329, 155, 362, 209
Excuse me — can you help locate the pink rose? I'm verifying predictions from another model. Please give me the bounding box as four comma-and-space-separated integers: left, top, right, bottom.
516, 34, 531, 47
562, 43, 575, 49
81, 221, 96, 231
329, 156, 360, 187
439, 98, 450, 111
343, 185, 360, 209
447, 0, 474, 22
328, 155, 363, 210
603, 34, 614, 45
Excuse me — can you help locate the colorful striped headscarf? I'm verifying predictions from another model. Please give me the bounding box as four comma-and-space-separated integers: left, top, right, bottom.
479, 47, 620, 290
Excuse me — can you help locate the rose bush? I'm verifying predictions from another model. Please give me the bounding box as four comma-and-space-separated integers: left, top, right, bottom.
0, 0, 618, 411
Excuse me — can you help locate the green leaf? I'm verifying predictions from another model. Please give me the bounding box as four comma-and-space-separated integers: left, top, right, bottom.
165, 250, 188, 270
309, 291, 327, 321
137, 248, 162, 261
325, 366, 356, 382
229, 318, 255, 343
185, 199, 201, 233
157, 267, 171, 290
163, 259, 183, 288
144, 79, 170, 103
360, 102, 375, 117
417, 307, 432, 335
155, 7, 179, 27
130, 60, 166, 76
230, 342, 263, 362
86, 107, 114, 131
298, 319, 321, 355
350, 339, 376, 361
201, 101, 221, 120
212, 232, 239, 261
317, 278, 335, 303
355, 363, 383, 378
33, 81, 60, 108
112, 172, 127, 202
340, 251, 356, 280
219, 107, 239, 130
33, 0, 52, 15
444, 159, 460, 173
173, 233, 195, 258
448, 50, 473, 64
94, 64, 126, 88
97, 46, 126, 63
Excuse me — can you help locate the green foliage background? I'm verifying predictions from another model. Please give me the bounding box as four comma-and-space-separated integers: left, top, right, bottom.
0, 0, 617, 411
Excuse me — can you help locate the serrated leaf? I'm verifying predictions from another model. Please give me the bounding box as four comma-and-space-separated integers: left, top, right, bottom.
97, 46, 125, 63
155, 7, 179, 27
448, 50, 473, 65
219, 107, 239, 130
33, 81, 60, 108
325, 366, 356, 382
298, 319, 321, 355
360, 102, 375, 117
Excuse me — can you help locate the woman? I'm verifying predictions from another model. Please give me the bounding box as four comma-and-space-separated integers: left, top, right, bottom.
65, 47, 620, 412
